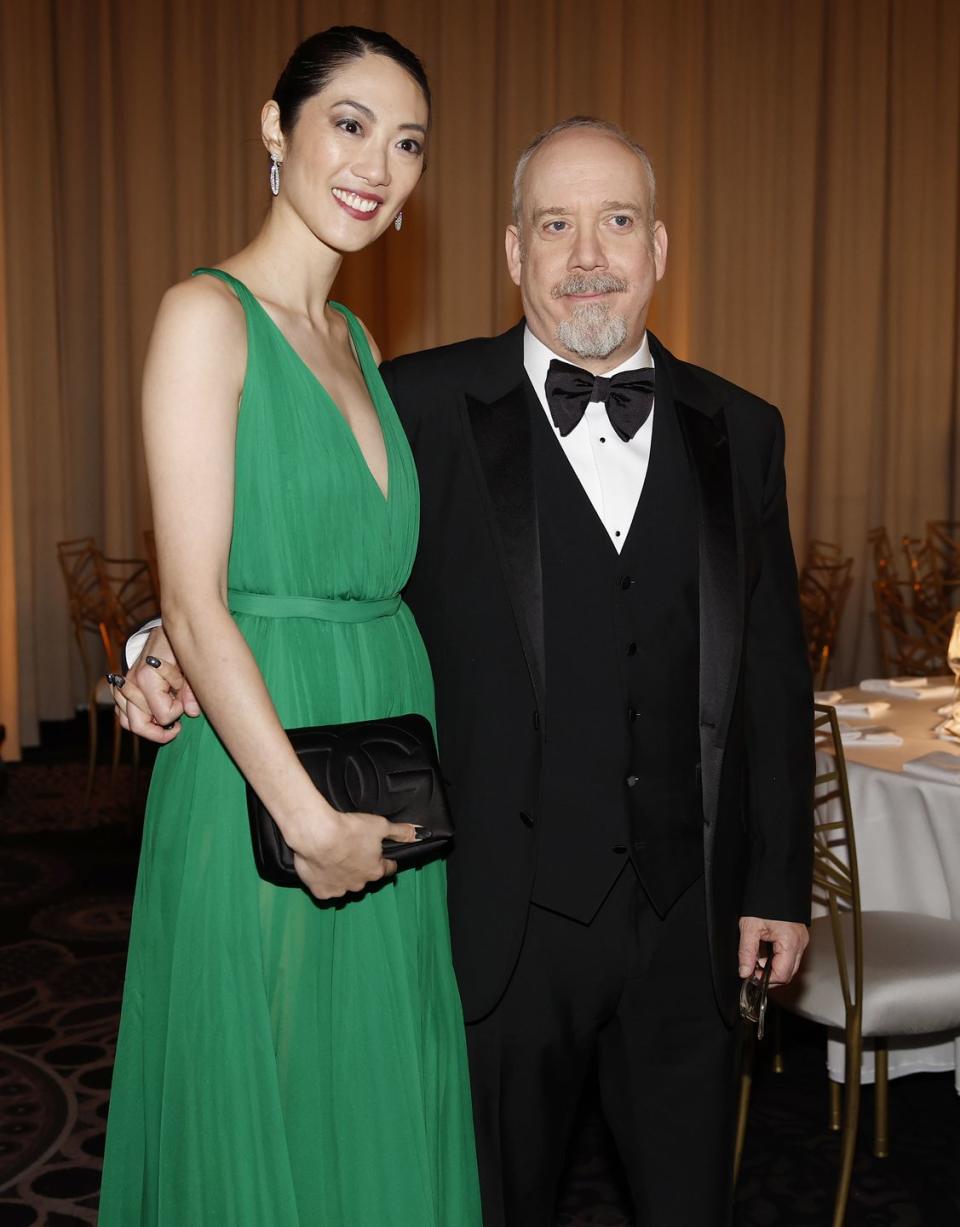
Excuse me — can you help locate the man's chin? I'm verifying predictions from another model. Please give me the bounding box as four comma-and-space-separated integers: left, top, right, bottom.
555, 316, 628, 361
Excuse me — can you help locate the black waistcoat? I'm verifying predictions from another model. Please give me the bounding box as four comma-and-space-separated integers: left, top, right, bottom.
530, 382, 704, 922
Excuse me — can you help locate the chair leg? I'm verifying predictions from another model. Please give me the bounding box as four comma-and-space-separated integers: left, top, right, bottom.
829, 1078, 842, 1131
771, 1003, 785, 1073
873, 1039, 889, 1158
110, 707, 122, 794
84, 686, 98, 807
834, 1024, 863, 1227
732, 1027, 754, 1187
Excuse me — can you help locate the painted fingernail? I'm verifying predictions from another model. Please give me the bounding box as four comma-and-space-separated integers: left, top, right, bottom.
414, 828, 433, 840
106, 672, 125, 688
162, 721, 179, 730
145, 656, 162, 668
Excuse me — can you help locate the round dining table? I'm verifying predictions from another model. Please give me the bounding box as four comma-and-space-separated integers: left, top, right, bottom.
816, 678, 960, 1092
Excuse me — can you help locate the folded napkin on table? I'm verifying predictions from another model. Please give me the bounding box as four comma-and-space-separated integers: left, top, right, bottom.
837, 722, 904, 746
902, 750, 960, 783
813, 691, 892, 717
860, 677, 956, 701
835, 700, 892, 719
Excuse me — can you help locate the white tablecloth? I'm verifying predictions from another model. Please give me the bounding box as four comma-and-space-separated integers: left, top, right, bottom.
817, 680, 960, 1091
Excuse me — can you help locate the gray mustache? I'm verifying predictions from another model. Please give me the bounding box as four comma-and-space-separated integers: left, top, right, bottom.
551, 274, 628, 299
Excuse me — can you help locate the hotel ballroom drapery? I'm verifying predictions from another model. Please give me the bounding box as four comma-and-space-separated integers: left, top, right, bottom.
1, 0, 959, 757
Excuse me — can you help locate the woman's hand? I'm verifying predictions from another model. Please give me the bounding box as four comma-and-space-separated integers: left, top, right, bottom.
111, 625, 201, 744
285, 804, 420, 900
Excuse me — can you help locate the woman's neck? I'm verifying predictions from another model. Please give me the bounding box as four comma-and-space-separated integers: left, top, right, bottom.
231, 205, 344, 323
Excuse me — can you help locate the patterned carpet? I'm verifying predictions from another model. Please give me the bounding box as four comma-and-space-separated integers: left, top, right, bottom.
1, 732, 958, 1225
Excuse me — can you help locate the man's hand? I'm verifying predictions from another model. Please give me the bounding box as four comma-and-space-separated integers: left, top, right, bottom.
738, 916, 808, 987
110, 625, 201, 744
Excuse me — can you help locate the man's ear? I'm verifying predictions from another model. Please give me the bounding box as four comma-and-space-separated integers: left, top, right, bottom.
261, 99, 285, 162
652, 220, 668, 283
505, 225, 522, 288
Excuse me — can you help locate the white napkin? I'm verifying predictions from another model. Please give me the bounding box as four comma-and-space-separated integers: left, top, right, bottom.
814, 690, 843, 705
859, 678, 956, 701
834, 700, 892, 719
902, 751, 960, 783
837, 722, 904, 746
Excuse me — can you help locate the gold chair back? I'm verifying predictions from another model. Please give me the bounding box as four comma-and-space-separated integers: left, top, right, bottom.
57, 537, 102, 637
867, 526, 897, 582
798, 552, 853, 689
925, 520, 960, 587
873, 578, 956, 675
94, 553, 158, 672
805, 539, 846, 567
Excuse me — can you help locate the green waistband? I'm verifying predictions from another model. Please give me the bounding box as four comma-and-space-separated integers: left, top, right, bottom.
228, 590, 402, 623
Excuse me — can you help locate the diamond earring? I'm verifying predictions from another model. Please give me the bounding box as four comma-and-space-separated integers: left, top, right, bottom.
269, 155, 281, 197
394, 211, 403, 231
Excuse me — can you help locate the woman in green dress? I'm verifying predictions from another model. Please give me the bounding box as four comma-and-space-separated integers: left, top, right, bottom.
100, 28, 482, 1226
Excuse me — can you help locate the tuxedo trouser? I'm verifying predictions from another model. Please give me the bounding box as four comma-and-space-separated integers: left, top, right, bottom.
465, 865, 738, 1227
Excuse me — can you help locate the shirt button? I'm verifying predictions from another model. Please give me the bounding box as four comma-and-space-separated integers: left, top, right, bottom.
626, 642, 637, 656
626, 774, 639, 788
620, 575, 633, 590
628, 707, 639, 722
612, 844, 627, 854
519, 810, 535, 828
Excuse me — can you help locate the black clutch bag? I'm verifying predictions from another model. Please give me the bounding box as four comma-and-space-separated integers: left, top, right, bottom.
245, 712, 453, 888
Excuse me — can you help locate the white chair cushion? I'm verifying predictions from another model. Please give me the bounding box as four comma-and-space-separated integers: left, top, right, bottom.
773, 911, 960, 1037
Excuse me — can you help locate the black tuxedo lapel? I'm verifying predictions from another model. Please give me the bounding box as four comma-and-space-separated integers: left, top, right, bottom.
462, 380, 546, 711
650, 337, 744, 835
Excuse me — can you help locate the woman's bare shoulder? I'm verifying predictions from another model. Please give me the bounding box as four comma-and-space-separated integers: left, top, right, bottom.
146, 272, 249, 381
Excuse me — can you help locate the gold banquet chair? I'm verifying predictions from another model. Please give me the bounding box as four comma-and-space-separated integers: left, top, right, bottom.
760, 705, 960, 1226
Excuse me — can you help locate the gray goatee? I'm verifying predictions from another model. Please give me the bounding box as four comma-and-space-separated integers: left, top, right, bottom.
552, 273, 629, 359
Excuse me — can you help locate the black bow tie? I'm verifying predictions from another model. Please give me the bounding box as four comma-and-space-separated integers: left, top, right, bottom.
544, 359, 655, 441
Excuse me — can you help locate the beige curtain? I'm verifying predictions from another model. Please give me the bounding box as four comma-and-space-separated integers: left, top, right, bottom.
2, 0, 959, 757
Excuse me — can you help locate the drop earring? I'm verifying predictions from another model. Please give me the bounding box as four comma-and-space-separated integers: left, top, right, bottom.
394, 211, 403, 232
269, 155, 281, 197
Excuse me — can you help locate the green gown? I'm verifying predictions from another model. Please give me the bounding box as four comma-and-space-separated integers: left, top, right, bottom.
99, 268, 482, 1226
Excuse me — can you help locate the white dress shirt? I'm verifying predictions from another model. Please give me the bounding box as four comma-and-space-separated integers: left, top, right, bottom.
524, 328, 655, 554
126, 331, 657, 667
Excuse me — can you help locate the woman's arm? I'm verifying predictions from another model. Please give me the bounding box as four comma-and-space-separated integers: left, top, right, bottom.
143, 277, 414, 897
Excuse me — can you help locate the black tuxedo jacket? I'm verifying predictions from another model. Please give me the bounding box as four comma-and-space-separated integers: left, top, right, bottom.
381, 323, 813, 1025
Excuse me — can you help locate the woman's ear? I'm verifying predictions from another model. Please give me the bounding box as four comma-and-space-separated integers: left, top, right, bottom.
261, 99, 285, 161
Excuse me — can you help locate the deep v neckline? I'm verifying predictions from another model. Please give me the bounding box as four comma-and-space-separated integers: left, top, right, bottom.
197, 270, 392, 504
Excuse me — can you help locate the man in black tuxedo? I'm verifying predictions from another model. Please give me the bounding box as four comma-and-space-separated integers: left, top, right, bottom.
118, 117, 813, 1226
